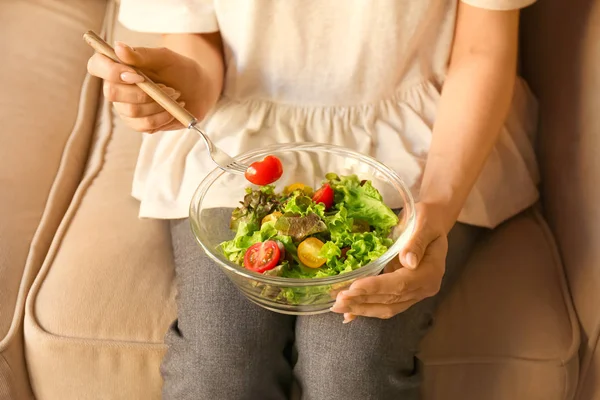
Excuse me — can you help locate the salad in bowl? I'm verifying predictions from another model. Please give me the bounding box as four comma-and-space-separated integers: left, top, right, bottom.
221, 174, 399, 281
190, 143, 415, 315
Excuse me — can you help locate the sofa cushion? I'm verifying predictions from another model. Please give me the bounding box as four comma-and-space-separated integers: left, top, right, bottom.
0, 0, 109, 398
420, 209, 579, 399
25, 98, 177, 400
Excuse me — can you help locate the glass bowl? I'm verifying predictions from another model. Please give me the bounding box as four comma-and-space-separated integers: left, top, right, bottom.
189, 143, 416, 315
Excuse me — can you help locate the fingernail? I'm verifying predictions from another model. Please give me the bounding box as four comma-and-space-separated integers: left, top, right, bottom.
115, 41, 134, 51
170, 91, 182, 100
120, 71, 144, 84
406, 252, 418, 269
178, 101, 186, 108
343, 313, 356, 324
330, 304, 350, 313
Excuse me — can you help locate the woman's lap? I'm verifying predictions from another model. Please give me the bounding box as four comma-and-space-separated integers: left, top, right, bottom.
163, 218, 295, 400
162, 217, 481, 400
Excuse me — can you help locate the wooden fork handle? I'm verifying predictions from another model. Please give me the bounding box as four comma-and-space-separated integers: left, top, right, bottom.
83, 30, 197, 128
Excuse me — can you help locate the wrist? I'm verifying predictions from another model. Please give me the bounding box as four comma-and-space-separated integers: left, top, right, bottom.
192, 62, 222, 120
414, 201, 459, 236
418, 178, 469, 235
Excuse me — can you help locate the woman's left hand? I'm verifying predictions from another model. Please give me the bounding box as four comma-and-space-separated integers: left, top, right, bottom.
330, 203, 450, 322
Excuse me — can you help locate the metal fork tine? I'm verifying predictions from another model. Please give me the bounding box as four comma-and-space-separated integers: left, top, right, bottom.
226, 162, 247, 174
189, 124, 249, 175
234, 162, 247, 171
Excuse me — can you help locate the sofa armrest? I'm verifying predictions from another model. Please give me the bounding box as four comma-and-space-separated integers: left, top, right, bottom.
0, 1, 111, 398
521, 1, 600, 398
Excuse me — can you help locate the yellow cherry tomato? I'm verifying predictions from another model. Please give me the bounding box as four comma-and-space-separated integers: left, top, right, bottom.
262, 211, 283, 225
285, 183, 313, 195
298, 237, 327, 268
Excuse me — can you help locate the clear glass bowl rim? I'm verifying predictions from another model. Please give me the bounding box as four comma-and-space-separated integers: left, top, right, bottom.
189, 142, 416, 288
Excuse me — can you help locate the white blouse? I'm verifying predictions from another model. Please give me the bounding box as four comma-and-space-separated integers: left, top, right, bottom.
119, 0, 539, 228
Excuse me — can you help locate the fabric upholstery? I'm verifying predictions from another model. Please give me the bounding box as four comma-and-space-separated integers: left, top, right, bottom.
25, 95, 176, 400
0, 0, 108, 398
420, 209, 579, 399
520, 1, 600, 398
23, 18, 177, 400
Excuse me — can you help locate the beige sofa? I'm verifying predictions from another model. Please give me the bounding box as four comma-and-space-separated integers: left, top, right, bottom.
1, 0, 599, 399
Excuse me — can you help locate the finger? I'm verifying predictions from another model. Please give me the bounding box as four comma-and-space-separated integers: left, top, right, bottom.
348, 269, 415, 296
336, 289, 422, 306
122, 111, 175, 133
335, 300, 420, 319
104, 82, 180, 104
343, 313, 357, 324
329, 285, 348, 300
114, 99, 184, 118
400, 224, 438, 270
87, 53, 143, 83
393, 266, 443, 298
146, 119, 185, 134
114, 42, 175, 70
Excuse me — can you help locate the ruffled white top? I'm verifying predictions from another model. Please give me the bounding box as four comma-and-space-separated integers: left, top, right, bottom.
119, 0, 540, 228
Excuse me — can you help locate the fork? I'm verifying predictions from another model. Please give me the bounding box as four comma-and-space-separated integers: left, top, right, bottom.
83, 30, 248, 176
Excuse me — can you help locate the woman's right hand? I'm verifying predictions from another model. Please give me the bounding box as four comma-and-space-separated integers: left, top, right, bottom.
87, 42, 212, 133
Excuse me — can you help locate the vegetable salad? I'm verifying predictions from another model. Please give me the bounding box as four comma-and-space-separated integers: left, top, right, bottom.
220, 173, 398, 279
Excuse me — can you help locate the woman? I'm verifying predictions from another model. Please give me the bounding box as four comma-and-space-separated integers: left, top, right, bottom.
87, 0, 539, 398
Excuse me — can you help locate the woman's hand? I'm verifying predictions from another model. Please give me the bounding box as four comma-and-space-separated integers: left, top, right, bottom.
87, 33, 224, 133
330, 203, 449, 322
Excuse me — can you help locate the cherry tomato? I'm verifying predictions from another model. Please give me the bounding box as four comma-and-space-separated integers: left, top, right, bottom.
244, 241, 281, 273
312, 183, 334, 209
285, 183, 313, 195
245, 155, 283, 186
297, 237, 327, 268
261, 211, 283, 225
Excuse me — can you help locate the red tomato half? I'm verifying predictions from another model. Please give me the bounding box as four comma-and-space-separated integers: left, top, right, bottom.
244, 156, 283, 186
312, 183, 334, 209
243, 241, 281, 273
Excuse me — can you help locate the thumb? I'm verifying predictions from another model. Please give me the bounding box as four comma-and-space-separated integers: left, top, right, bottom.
399, 226, 432, 270
114, 42, 172, 70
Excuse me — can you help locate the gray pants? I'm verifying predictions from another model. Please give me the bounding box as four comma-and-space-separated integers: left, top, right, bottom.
162, 217, 481, 400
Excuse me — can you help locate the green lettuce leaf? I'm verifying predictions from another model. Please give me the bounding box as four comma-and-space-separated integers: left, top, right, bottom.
317, 231, 392, 273
220, 221, 279, 264
281, 192, 326, 218
326, 174, 398, 233
323, 204, 353, 244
